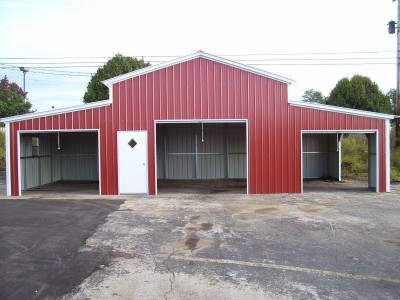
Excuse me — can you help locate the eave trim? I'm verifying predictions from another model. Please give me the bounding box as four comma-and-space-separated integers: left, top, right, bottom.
290, 101, 395, 120
0, 100, 111, 123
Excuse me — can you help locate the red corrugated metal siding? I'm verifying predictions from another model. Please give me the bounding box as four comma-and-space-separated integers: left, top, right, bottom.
290, 107, 387, 192
109, 57, 388, 195
7, 57, 389, 195
8, 106, 118, 196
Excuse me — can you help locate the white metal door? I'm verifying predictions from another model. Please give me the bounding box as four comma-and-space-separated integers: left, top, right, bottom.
118, 131, 148, 194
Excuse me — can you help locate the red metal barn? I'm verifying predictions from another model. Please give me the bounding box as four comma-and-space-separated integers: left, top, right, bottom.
1, 52, 394, 196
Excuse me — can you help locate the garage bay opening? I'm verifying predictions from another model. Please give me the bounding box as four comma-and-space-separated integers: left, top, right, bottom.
156, 122, 247, 194
302, 132, 377, 192
19, 131, 99, 195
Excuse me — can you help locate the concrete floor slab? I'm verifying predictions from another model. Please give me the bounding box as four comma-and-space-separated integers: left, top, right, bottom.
157, 179, 247, 194
65, 187, 400, 299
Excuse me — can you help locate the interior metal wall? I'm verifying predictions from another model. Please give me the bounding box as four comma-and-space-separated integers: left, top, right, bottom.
302, 134, 340, 179
20, 132, 98, 191
20, 134, 56, 190
58, 132, 99, 181
157, 124, 246, 180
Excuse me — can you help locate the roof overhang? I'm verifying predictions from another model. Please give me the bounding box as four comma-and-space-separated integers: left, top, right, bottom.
103, 51, 295, 87
290, 101, 396, 120
0, 99, 111, 123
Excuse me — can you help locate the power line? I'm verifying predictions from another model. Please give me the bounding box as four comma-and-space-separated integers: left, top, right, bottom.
1, 57, 395, 65
0, 50, 396, 60
218, 50, 396, 56
249, 62, 396, 66
0, 63, 92, 76
0, 52, 397, 79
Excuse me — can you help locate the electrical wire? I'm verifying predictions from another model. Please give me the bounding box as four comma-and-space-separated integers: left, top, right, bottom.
0, 51, 396, 78
0, 50, 395, 60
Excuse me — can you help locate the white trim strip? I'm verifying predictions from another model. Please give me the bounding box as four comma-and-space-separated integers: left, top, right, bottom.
17, 131, 21, 196
300, 132, 303, 193
376, 130, 379, 193
154, 122, 158, 196
155, 119, 248, 124
385, 120, 391, 192
18, 129, 100, 133
0, 100, 111, 123
302, 129, 377, 133
246, 119, 249, 195
5, 123, 11, 196
103, 51, 295, 86
97, 130, 102, 196
290, 101, 395, 120
338, 138, 342, 181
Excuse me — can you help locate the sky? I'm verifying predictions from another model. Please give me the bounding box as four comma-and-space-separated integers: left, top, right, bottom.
0, 0, 398, 112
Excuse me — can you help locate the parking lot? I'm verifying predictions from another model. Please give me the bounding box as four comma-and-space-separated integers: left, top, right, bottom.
0, 184, 400, 299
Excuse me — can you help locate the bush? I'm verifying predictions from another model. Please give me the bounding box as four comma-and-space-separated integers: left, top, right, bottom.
341, 134, 368, 181
341, 132, 400, 183
391, 134, 400, 182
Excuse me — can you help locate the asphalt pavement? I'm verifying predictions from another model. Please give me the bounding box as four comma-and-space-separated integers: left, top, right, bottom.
0, 178, 399, 299
0, 198, 124, 300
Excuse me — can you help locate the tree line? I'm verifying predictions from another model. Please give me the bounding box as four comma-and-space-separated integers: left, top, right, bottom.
302, 75, 393, 114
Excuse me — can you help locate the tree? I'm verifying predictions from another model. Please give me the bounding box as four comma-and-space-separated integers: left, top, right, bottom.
0, 76, 33, 118
326, 75, 392, 114
302, 89, 326, 104
83, 54, 150, 103
386, 88, 396, 112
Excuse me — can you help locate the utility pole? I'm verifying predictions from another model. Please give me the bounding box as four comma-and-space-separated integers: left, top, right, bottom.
396, 0, 400, 146
388, 0, 400, 146
19, 67, 28, 101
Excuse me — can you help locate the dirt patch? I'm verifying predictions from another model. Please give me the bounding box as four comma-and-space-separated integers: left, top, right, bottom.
185, 222, 214, 232
160, 238, 214, 254
297, 205, 323, 213
255, 207, 279, 214
384, 240, 400, 250
200, 223, 213, 231
189, 216, 200, 221
319, 200, 338, 207
207, 190, 226, 194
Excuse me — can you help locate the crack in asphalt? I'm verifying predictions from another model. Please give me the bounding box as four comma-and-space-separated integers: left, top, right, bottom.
162, 249, 180, 300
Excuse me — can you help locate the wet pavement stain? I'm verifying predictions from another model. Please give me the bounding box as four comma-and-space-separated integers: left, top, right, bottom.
384, 240, 400, 250
200, 223, 213, 231
185, 236, 200, 250
255, 207, 279, 214
207, 189, 226, 194
186, 222, 214, 232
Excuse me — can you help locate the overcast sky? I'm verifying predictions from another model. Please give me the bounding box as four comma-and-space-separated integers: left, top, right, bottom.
0, 0, 397, 112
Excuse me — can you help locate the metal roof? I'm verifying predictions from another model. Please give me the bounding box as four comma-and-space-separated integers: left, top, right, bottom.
289, 101, 396, 120
0, 99, 111, 123
102, 51, 295, 86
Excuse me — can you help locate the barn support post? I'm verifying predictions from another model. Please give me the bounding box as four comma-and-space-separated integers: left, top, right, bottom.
386, 119, 391, 192
5, 123, 11, 196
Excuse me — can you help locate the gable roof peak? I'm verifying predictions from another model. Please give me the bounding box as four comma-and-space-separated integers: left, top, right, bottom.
103, 51, 295, 86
